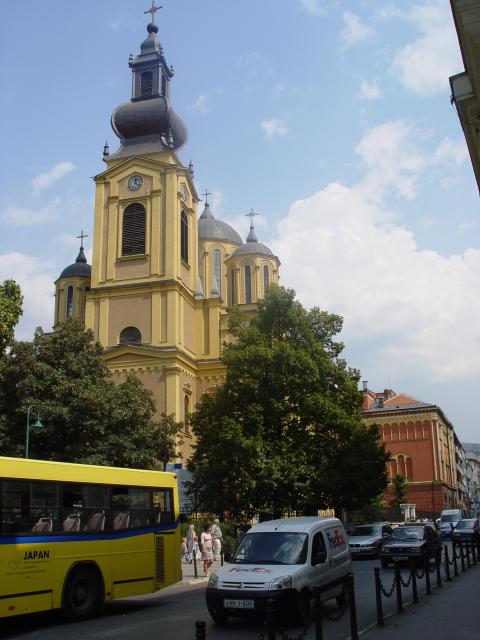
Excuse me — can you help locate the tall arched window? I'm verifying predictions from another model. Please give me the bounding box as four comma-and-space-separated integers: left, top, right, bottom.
391, 459, 398, 478
181, 211, 189, 263
66, 286, 73, 318
230, 270, 236, 306
141, 71, 153, 97
406, 458, 413, 481
122, 203, 146, 256
119, 326, 142, 344
263, 265, 269, 291
245, 265, 252, 303
398, 455, 406, 478
184, 395, 190, 433
213, 249, 221, 296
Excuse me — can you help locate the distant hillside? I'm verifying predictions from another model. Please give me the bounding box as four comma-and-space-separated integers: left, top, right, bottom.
463, 443, 480, 453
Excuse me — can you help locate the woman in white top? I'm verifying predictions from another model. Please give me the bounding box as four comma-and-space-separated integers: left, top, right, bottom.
200, 522, 214, 577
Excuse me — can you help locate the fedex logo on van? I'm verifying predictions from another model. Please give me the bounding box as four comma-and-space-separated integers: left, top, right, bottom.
326, 529, 346, 549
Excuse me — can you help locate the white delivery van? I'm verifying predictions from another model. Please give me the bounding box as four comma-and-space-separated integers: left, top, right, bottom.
437, 508, 468, 538
206, 516, 352, 625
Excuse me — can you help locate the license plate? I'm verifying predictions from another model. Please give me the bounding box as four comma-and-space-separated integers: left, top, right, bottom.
392, 555, 408, 561
223, 599, 255, 609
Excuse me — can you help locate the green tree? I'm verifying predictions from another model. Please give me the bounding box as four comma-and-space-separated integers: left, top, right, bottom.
188, 285, 388, 519
0, 320, 181, 468
0, 279, 23, 357
390, 474, 407, 516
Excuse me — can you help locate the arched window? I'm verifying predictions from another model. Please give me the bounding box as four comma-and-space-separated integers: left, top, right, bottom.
141, 71, 153, 97
213, 249, 221, 296
245, 265, 252, 303
406, 458, 413, 481
184, 395, 190, 433
391, 459, 398, 478
66, 286, 74, 318
119, 326, 142, 344
230, 270, 236, 305
181, 211, 189, 263
263, 265, 269, 291
398, 455, 406, 478
122, 203, 146, 256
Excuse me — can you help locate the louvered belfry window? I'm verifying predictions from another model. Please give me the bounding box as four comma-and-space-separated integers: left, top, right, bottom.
181, 210, 189, 263
141, 71, 153, 97
122, 203, 146, 256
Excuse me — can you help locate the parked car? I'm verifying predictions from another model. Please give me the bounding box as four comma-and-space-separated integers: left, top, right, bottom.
348, 523, 393, 558
437, 509, 468, 539
380, 523, 442, 568
451, 518, 480, 544
206, 517, 351, 625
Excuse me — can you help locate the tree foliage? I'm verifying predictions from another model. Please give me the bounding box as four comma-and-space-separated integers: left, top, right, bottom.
188, 286, 388, 519
0, 320, 182, 468
390, 474, 407, 514
0, 279, 23, 357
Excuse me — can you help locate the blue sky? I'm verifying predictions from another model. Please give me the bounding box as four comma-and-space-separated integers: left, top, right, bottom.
1, 0, 479, 442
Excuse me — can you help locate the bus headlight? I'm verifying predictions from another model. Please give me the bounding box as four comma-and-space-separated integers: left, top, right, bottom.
207, 573, 219, 589
269, 575, 292, 590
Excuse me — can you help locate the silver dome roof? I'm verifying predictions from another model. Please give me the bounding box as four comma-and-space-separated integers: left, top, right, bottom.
198, 203, 242, 245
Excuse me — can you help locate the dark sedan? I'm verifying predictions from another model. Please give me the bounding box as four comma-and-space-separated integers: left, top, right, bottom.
348, 523, 393, 558
451, 518, 480, 544
380, 524, 442, 568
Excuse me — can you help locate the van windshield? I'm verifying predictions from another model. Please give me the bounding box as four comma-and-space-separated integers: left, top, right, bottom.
441, 514, 459, 523
232, 532, 308, 565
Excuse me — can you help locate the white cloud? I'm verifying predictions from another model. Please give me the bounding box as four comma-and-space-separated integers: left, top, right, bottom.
340, 12, 376, 49
433, 137, 468, 166
32, 161, 75, 194
356, 79, 382, 101
300, 0, 325, 16
272, 122, 480, 385
0, 252, 56, 340
2, 199, 61, 226
261, 117, 288, 140
419, 217, 435, 229
189, 94, 210, 114
458, 222, 475, 233
388, 2, 462, 96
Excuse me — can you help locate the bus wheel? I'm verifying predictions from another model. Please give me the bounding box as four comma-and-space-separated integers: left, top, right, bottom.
63, 566, 101, 621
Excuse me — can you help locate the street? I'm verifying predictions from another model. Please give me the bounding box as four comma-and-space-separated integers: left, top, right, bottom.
0, 552, 458, 640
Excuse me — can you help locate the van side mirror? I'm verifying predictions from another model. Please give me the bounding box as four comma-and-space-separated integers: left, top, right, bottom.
312, 550, 327, 565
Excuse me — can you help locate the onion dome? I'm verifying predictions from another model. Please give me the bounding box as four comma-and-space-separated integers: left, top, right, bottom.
59, 245, 91, 279
232, 217, 273, 257
109, 16, 188, 159
198, 202, 243, 245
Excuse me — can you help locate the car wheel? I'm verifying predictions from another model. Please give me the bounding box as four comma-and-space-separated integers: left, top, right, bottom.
381, 558, 389, 568
207, 603, 229, 625
63, 566, 102, 621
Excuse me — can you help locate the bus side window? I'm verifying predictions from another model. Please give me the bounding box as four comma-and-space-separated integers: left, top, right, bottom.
1, 480, 31, 534
153, 489, 174, 524
112, 487, 129, 530
112, 487, 152, 530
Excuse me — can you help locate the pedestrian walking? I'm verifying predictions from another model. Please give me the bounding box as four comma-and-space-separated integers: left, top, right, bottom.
201, 522, 214, 577
186, 523, 197, 563
211, 518, 223, 560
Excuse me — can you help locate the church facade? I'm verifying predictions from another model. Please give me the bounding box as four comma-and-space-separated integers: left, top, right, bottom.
53, 14, 280, 464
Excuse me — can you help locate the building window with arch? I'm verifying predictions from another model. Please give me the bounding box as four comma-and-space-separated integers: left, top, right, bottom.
141, 71, 153, 97
119, 326, 142, 344
245, 265, 252, 303
66, 286, 74, 318
122, 203, 146, 256
263, 265, 269, 291
230, 270, 236, 305
181, 211, 189, 263
213, 249, 221, 296
184, 395, 190, 433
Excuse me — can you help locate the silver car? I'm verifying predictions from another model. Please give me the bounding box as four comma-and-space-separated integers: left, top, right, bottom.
348, 523, 393, 558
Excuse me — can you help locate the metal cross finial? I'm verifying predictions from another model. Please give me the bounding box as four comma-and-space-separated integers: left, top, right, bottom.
144, 1, 162, 24
202, 189, 212, 205
76, 230, 88, 247
246, 208, 259, 226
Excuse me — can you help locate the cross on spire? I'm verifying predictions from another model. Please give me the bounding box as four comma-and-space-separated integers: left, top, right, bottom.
246, 208, 259, 226
76, 230, 88, 248
202, 189, 212, 205
144, 1, 162, 24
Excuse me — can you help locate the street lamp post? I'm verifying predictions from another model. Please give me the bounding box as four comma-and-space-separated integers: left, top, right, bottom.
25, 405, 43, 459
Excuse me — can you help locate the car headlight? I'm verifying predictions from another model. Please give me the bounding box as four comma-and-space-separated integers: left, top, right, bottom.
269, 575, 292, 591
207, 573, 219, 589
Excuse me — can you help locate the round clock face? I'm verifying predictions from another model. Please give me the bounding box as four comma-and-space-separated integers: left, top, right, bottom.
128, 175, 143, 191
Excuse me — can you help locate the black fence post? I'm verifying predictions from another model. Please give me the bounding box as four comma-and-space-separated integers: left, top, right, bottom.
410, 558, 418, 603
425, 554, 432, 595
374, 568, 384, 626
347, 573, 358, 640
394, 564, 404, 613
466, 542, 471, 568
444, 545, 452, 582
453, 542, 459, 576
265, 598, 277, 640
313, 586, 324, 640
220, 550, 224, 567
435, 549, 442, 588
195, 620, 206, 640
460, 543, 466, 572
472, 541, 477, 565
193, 546, 198, 579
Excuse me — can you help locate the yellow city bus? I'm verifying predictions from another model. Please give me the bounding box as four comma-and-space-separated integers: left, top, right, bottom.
0, 456, 181, 620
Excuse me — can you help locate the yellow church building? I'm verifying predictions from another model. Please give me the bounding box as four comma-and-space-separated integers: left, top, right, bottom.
53, 11, 280, 465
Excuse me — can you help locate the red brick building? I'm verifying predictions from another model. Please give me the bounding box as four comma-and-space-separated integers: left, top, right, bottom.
362, 388, 459, 518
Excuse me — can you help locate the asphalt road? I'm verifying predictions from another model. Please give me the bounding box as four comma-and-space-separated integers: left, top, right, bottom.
0, 555, 451, 640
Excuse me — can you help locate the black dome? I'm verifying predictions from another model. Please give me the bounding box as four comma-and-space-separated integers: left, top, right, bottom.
59, 247, 91, 279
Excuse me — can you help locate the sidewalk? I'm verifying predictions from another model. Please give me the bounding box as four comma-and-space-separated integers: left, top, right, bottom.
362, 563, 479, 640
180, 556, 224, 585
